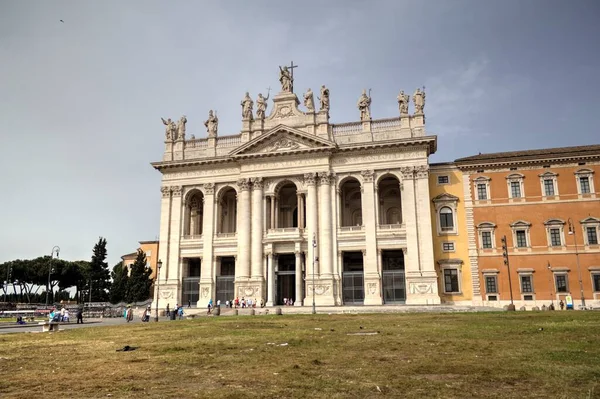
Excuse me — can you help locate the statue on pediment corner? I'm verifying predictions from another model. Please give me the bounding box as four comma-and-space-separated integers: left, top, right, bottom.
204, 110, 218, 137
318, 85, 330, 112
256, 92, 270, 120
413, 87, 426, 114
279, 66, 293, 93
241, 92, 254, 120
161, 117, 176, 141
397, 90, 409, 116
357, 89, 371, 121
303, 88, 315, 112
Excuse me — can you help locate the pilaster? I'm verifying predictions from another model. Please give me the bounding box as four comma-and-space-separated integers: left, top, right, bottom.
295, 250, 303, 306
250, 177, 265, 299
236, 179, 251, 281
316, 172, 336, 306
154, 186, 174, 311
201, 183, 216, 304
266, 253, 275, 306
361, 170, 382, 305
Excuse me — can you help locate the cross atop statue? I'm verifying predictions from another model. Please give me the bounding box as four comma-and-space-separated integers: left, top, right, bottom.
279, 61, 298, 93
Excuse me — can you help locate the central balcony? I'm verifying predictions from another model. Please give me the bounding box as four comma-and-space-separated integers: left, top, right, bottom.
266, 227, 303, 242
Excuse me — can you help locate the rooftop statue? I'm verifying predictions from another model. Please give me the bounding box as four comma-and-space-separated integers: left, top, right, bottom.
357, 89, 371, 121
161, 117, 176, 141
256, 91, 270, 120
303, 88, 315, 112
241, 92, 254, 120
397, 90, 409, 116
176, 115, 187, 140
204, 110, 218, 137
413, 87, 426, 114
319, 85, 330, 112
279, 65, 293, 93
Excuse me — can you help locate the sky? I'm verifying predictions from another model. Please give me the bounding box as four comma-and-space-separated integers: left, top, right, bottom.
1, 0, 599, 267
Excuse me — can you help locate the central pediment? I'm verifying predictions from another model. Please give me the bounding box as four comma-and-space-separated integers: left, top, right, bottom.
230, 124, 337, 158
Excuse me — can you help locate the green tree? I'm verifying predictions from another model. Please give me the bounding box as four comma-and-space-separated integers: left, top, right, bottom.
126, 250, 153, 303
109, 262, 129, 304
88, 237, 111, 302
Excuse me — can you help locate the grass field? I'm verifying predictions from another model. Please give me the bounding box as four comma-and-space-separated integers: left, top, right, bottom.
1, 311, 599, 398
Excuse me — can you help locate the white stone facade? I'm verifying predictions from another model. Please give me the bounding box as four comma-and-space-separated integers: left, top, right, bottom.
152, 86, 440, 309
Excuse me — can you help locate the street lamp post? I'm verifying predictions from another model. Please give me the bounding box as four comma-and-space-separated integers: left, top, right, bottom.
155, 259, 163, 322
547, 262, 554, 306
567, 218, 586, 309
501, 235, 515, 311
46, 246, 60, 306
312, 234, 316, 315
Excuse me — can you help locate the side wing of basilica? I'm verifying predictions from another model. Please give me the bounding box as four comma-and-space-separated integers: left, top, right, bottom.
152, 67, 600, 309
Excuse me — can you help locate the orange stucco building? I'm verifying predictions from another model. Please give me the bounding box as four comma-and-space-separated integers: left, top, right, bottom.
121, 240, 160, 280
456, 145, 600, 308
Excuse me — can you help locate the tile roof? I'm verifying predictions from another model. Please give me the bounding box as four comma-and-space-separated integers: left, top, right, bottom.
455, 144, 600, 165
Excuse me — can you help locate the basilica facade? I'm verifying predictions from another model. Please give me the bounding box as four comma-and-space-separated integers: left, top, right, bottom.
152, 70, 442, 308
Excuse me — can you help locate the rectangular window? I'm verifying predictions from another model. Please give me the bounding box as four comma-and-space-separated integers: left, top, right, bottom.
520, 275, 533, 293
524, 295, 534, 301
477, 184, 488, 200
444, 269, 459, 293
550, 228, 562, 246
593, 274, 600, 292
555, 274, 568, 293
510, 181, 522, 198
481, 231, 493, 249
442, 242, 455, 251
485, 276, 497, 293
587, 227, 598, 245
437, 175, 449, 184
580, 177, 591, 194
516, 230, 527, 248
544, 179, 555, 196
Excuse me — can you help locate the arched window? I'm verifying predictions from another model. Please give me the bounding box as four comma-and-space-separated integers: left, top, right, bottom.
440, 207, 454, 231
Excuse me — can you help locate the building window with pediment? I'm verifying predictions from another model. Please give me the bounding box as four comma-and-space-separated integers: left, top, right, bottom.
482, 270, 499, 301
581, 217, 600, 246
432, 194, 459, 235
506, 173, 525, 199
510, 220, 531, 248
539, 171, 559, 197
544, 219, 566, 248
477, 222, 496, 250
473, 176, 490, 200
575, 169, 595, 196
518, 269, 535, 300
555, 273, 569, 293
592, 272, 600, 292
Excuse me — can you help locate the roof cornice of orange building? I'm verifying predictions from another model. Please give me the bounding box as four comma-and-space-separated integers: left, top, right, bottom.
454, 144, 600, 170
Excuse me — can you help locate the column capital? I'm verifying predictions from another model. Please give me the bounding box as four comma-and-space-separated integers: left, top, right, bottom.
415, 165, 429, 179
400, 167, 415, 180
171, 186, 182, 197
238, 179, 251, 191
361, 170, 374, 183
203, 182, 215, 195
304, 172, 317, 186
295, 250, 302, 256
251, 177, 264, 190
318, 172, 333, 185
161, 186, 171, 198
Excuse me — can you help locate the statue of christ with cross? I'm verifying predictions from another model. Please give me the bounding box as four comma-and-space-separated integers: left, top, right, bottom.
279, 61, 298, 93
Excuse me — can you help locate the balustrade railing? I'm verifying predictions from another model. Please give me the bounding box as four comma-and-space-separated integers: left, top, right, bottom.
332, 122, 363, 136
185, 139, 208, 148
371, 117, 401, 132
339, 225, 365, 232
268, 227, 301, 234
216, 232, 237, 238
216, 135, 242, 147
183, 234, 203, 240
378, 223, 404, 230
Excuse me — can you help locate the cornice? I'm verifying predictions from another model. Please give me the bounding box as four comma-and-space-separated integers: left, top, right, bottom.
456, 153, 600, 171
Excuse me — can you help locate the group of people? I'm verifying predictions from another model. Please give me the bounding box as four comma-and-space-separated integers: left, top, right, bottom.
223, 297, 265, 309
47, 307, 84, 324
165, 304, 185, 319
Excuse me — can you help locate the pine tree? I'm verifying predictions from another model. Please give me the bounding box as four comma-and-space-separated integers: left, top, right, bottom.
88, 237, 111, 302
126, 249, 153, 303
109, 262, 129, 304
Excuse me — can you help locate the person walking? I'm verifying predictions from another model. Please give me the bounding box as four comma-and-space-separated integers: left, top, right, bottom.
76, 308, 83, 324
166, 304, 170, 318
207, 298, 213, 314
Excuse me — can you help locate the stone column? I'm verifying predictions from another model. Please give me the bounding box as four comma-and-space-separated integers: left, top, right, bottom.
251, 177, 264, 280
296, 193, 302, 228
270, 196, 275, 229
317, 172, 335, 306
360, 170, 382, 305
236, 179, 251, 282
168, 186, 183, 283
274, 196, 279, 228
154, 186, 172, 311
318, 172, 333, 277
304, 173, 318, 277
266, 252, 274, 306
201, 183, 216, 302
295, 251, 303, 305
